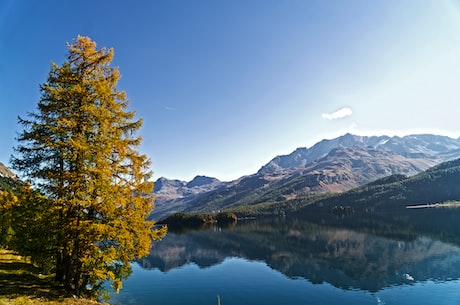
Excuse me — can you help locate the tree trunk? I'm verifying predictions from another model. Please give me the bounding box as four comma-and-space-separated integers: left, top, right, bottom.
55, 250, 63, 283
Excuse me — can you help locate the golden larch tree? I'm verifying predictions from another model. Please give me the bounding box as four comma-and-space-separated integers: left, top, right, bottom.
11, 35, 166, 296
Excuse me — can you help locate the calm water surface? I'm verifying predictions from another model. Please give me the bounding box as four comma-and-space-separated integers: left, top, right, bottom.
110, 209, 460, 305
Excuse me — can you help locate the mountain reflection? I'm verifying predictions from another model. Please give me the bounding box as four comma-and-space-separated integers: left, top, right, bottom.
139, 210, 460, 292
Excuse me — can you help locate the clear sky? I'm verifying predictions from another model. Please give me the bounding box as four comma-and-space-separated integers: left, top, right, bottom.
1, 0, 460, 182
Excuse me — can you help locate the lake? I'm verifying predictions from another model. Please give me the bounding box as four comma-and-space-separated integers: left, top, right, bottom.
109, 209, 460, 305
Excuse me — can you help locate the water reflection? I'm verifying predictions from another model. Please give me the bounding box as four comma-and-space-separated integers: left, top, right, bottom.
140, 210, 460, 293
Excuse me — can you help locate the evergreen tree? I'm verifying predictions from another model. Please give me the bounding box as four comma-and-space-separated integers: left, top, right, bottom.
11, 36, 166, 296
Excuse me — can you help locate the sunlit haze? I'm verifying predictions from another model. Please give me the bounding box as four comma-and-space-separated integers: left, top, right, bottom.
1, 1, 460, 181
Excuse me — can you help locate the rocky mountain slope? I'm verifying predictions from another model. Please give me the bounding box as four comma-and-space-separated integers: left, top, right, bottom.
259, 133, 460, 174
177, 146, 438, 216
153, 175, 223, 218
152, 133, 460, 219
0, 161, 16, 180
301, 156, 460, 214
0, 162, 21, 194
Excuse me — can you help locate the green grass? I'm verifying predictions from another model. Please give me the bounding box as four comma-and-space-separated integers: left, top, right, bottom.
0, 249, 103, 305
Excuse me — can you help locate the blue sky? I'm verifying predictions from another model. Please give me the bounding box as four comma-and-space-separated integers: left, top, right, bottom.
2, 1, 460, 181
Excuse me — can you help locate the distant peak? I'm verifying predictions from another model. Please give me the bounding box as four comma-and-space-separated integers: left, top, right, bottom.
186, 175, 220, 188
154, 177, 186, 191
156, 177, 185, 183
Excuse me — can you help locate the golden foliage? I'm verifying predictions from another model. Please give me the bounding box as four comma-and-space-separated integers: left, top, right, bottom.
11, 36, 166, 296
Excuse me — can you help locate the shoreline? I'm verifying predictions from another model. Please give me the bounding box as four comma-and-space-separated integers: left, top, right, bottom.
0, 249, 106, 305
406, 201, 460, 209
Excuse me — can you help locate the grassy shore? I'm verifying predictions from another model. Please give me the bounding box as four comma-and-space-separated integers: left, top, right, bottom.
0, 249, 104, 305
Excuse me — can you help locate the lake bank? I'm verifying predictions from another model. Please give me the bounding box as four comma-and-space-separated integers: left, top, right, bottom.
406, 201, 460, 209
0, 249, 104, 305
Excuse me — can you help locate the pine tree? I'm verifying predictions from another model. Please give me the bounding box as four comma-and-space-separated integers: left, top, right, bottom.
11, 36, 166, 296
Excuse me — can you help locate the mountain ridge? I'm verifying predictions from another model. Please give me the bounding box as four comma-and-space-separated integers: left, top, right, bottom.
258, 133, 460, 174
152, 133, 460, 219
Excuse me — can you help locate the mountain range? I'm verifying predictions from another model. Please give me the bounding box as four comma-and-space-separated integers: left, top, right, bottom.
3, 134, 460, 220
152, 133, 460, 219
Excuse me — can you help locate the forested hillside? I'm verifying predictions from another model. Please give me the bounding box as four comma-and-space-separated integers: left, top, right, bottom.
235, 158, 460, 217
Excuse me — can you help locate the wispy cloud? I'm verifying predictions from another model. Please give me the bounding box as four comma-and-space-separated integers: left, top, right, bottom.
321, 107, 353, 120
164, 106, 176, 111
